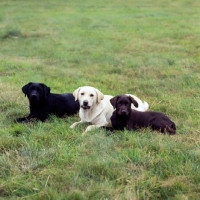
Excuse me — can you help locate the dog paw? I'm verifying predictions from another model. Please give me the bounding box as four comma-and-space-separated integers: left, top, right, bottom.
82, 131, 86, 136
70, 122, 78, 129
70, 124, 75, 129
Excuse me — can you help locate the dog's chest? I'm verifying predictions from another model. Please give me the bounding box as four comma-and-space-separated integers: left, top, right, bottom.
79, 110, 91, 122
80, 109, 99, 122
79, 105, 107, 124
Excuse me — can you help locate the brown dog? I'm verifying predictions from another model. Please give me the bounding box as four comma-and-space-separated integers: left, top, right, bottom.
110, 95, 176, 135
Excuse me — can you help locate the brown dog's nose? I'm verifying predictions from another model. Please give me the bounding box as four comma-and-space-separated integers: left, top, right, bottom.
121, 110, 127, 115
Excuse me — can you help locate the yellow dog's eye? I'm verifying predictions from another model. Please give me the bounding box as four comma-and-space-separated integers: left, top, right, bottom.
90, 94, 94, 97
81, 93, 84, 95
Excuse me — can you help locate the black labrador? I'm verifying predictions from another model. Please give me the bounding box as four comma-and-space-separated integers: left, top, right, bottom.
110, 95, 176, 135
15, 82, 80, 122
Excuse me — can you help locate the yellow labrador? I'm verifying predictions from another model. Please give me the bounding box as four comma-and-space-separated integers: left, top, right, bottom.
70, 86, 148, 135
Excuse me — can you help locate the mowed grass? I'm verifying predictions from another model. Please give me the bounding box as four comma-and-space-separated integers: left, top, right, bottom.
0, 0, 200, 199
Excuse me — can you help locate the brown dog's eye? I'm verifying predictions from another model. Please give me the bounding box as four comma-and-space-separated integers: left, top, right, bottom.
81, 93, 84, 95
90, 94, 94, 97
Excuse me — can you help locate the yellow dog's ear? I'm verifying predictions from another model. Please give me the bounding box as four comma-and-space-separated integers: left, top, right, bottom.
96, 88, 104, 103
73, 87, 81, 101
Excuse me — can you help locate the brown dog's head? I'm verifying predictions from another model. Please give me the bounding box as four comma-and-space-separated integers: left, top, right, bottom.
110, 95, 138, 116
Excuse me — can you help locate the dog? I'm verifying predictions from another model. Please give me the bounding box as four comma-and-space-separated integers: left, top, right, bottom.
15, 82, 80, 122
70, 86, 149, 135
110, 95, 176, 135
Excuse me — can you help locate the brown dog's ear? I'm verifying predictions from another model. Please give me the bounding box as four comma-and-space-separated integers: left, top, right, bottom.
96, 88, 104, 103
73, 87, 81, 101
129, 96, 138, 108
41, 83, 50, 99
110, 96, 118, 109
22, 82, 33, 97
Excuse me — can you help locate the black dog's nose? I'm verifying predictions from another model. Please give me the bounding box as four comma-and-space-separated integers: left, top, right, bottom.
30, 94, 38, 100
31, 94, 37, 97
83, 100, 88, 106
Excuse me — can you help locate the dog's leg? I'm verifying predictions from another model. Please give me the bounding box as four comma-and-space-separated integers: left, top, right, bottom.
14, 114, 33, 123
70, 120, 84, 129
82, 122, 109, 135
165, 123, 176, 135
14, 117, 27, 123
82, 125, 101, 135
151, 119, 176, 135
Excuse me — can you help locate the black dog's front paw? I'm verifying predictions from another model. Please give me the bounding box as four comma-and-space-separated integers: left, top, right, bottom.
14, 113, 36, 123
14, 117, 34, 123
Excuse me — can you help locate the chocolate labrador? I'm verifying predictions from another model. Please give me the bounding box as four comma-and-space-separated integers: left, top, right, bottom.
110, 95, 176, 134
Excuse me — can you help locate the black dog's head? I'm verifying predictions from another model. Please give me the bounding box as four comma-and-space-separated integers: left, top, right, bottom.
110, 95, 138, 116
22, 82, 50, 103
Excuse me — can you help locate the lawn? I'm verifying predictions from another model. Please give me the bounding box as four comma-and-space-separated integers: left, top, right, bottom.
0, 0, 200, 199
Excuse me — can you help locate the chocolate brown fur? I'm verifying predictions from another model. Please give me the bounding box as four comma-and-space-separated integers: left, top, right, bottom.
110, 95, 176, 135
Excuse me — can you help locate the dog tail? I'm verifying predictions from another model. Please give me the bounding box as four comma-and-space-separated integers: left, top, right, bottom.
135, 101, 149, 111
143, 101, 149, 111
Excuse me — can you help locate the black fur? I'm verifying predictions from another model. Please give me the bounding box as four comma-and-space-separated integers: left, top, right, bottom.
15, 82, 80, 122
110, 95, 176, 135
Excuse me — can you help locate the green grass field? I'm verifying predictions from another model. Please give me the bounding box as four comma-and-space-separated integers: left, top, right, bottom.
0, 0, 200, 199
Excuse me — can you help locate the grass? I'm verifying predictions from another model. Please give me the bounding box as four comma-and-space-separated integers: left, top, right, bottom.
0, 0, 200, 199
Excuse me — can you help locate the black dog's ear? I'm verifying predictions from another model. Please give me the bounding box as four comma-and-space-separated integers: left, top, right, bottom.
22, 82, 33, 97
129, 96, 138, 108
41, 83, 50, 99
110, 96, 119, 109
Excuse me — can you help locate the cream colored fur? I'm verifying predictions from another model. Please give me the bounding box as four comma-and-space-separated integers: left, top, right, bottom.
70, 86, 149, 135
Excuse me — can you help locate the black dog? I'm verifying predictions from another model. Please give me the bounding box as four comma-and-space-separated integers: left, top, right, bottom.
15, 82, 80, 122
110, 95, 176, 135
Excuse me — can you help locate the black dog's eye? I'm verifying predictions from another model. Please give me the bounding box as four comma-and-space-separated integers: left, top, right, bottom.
90, 94, 94, 97
28, 87, 34, 93
37, 88, 42, 93
81, 93, 84, 95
